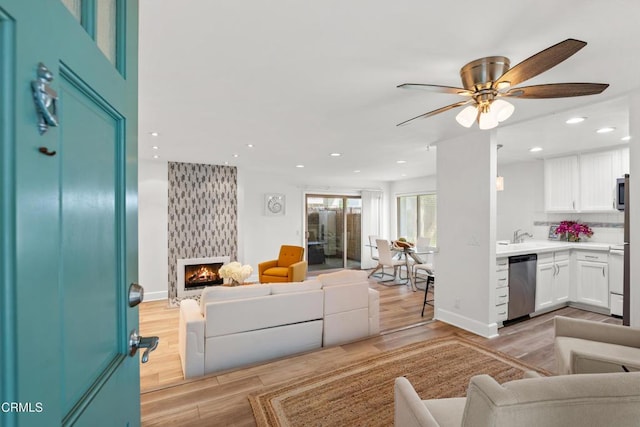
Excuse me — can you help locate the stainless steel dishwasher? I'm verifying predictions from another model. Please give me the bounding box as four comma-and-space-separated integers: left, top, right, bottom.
507, 254, 537, 320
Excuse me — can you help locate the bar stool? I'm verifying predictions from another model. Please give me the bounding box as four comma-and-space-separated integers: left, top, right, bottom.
413, 263, 434, 317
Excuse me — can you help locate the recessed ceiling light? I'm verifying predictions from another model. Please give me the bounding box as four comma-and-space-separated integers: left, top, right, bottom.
224, 161, 229, 165
330, 153, 341, 157
529, 147, 543, 153
296, 164, 304, 168
247, 144, 254, 148
233, 154, 239, 158
565, 117, 585, 124
150, 132, 159, 137
153, 155, 159, 159
401, 174, 407, 177
596, 127, 615, 134
152, 146, 159, 150
396, 160, 407, 164
621, 136, 631, 141
353, 170, 360, 173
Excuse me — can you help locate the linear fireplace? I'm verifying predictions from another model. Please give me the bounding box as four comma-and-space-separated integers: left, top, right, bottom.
177, 256, 230, 298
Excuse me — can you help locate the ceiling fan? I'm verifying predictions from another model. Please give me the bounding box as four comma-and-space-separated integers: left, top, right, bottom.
397, 39, 609, 130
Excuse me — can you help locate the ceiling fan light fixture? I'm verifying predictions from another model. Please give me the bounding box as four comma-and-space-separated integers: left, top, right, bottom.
456, 105, 477, 128
492, 99, 515, 122
478, 110, 499, 130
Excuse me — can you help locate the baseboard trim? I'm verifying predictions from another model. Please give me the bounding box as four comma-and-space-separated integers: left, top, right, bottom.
435, 308, 498, 338
144, 290, 168, 301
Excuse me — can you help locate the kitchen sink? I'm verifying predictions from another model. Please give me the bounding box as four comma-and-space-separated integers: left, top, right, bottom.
496, 240, 565, 254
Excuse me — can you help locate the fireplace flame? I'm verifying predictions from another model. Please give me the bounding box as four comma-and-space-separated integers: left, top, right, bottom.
186, 266, 218, 284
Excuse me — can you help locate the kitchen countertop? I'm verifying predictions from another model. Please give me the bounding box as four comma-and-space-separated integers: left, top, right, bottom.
496, 240, 613, 257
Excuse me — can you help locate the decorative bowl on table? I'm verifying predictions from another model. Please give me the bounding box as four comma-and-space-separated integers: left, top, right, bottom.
393, 238, 414, 249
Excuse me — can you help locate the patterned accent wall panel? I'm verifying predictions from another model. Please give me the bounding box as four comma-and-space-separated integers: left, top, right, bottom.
168, 162, 238, 300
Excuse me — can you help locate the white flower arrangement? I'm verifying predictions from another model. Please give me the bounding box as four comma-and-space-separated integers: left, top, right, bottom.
218, 261, 253, 284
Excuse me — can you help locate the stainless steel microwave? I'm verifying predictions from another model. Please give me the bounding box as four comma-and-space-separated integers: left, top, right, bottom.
616, 177, 626, 211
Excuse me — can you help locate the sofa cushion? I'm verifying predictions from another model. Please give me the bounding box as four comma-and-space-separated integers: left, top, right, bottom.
423, 398, 466, 427
462, 372, 640, 427
205, 290, 323, 337
270, 279, 322, 294
317, 269, 368, 287
200, 284, 272, 314
555, 336, 640, 374
263, 266, 289, 277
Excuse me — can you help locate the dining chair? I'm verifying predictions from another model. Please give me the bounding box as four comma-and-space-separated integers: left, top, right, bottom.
367, 235, 393, 279
368, 239, 405, 282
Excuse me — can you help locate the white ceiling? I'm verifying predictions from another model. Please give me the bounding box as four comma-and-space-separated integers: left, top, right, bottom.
138, 0, 639, 182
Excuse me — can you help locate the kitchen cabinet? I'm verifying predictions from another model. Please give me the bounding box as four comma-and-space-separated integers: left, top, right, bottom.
575, 251, 609, 308
495, 258, 509, 324
545, 148, 630, 212
580, 148, 629, 211
579, 151, 617, 211
544, 155, 579, 212
609, 247, 624, 316
535, 250, 570, 311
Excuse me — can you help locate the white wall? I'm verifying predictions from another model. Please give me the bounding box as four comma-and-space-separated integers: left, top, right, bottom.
436, 131, 498, 338
237, 168, 304, 280
138, 160, 169, 301
496, 161, 544, 241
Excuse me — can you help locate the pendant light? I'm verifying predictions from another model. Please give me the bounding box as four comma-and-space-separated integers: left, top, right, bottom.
496, 144, 504, 191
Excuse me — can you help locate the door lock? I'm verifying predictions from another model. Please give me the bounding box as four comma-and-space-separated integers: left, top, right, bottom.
129, 330, 159, 363
128, 283, 144, 307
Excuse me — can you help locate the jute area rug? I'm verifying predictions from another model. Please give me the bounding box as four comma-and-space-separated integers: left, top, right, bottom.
249, 335, 550, 427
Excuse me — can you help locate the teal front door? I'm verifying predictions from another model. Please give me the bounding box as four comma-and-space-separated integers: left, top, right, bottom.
0, 1, 140, 426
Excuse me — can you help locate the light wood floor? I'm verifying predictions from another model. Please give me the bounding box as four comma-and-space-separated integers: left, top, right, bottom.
139, 279, 619, 426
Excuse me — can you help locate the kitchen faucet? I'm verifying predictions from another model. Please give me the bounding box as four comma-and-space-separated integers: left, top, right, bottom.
512, 229, 533, 244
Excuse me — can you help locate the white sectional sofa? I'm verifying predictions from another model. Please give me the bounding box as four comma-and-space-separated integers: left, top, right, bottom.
178, 270, 380, 378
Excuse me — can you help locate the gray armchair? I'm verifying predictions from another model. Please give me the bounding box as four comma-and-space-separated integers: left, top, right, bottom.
554, 316, 640, 374
395, 371, 640, 427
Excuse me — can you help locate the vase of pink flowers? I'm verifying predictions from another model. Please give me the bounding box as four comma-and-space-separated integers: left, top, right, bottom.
554, 220, 593, 242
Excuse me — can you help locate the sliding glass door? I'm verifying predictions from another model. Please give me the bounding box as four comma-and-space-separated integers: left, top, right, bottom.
305, 195, 361, 271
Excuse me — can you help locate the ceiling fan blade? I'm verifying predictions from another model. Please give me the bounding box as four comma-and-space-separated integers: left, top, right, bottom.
396, 99, 473, 127
504, 83, 609, 99
397, 83, 473, 96
496, 39, 587, 88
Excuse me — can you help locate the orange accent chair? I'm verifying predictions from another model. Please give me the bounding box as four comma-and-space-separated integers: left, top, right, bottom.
258, 245, 307, 283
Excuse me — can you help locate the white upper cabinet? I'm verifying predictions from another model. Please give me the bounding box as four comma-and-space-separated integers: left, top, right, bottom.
617, 146, 630, 176
545, 148, 629, 212
544, 155, 579, 212
580, 150, 617, 211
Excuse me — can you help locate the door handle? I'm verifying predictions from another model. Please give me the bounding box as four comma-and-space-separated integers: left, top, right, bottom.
129, 330, 159, 363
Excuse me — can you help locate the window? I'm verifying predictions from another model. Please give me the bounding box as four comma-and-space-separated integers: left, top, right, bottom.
397, 194, 437, 245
